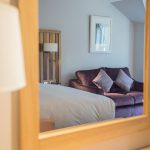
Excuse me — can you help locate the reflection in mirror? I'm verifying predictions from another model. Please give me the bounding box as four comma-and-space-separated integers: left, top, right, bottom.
39, 0, 145, 132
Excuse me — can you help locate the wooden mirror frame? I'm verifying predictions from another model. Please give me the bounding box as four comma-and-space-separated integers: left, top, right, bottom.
19, 0, 150, 150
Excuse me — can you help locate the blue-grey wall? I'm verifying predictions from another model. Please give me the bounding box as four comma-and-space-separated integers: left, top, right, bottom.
133, 23, 144, 82
39, 0, 136, 85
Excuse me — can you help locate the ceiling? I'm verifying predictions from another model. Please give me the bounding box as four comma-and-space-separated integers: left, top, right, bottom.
111, 0, 145, 23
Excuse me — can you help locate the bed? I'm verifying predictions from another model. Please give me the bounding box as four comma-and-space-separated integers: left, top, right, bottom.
39, 84, 115, 129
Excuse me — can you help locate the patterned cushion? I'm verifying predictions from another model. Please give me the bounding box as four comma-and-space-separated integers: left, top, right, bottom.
93, 69, 113, 92
115, 69, 133, 92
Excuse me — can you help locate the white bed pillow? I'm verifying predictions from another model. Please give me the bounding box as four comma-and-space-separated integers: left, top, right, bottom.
93, 69, 113, 93
115, 69, 133, 92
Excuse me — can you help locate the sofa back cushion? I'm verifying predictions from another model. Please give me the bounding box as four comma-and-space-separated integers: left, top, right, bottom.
76, 67, 132, 92
105, 67, 132, 93
76, 68, 102, 86
105, 67, 131, 81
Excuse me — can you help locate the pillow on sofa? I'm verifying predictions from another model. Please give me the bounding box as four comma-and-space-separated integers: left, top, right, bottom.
115, 69, 133, 92
93, 69, 113, 92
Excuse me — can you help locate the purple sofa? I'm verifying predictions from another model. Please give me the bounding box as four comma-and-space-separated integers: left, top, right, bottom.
69, 67, 143, 118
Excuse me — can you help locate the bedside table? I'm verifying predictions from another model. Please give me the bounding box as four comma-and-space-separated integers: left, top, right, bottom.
40, 118, 55, 132
43, 81, 60, 85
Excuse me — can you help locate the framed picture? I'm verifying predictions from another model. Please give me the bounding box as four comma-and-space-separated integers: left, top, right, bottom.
90, 16, 111, 53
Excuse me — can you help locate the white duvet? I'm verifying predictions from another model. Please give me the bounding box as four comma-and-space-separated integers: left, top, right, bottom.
39, 84, 115, 129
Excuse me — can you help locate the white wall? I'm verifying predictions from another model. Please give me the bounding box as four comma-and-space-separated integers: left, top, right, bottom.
39, 0, 134, 85
133, 23, 144, 82
0, 93, 12, 150
143, 0, 146, 9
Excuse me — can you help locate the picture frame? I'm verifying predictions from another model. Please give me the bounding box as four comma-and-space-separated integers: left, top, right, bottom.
90, 16, 111, 53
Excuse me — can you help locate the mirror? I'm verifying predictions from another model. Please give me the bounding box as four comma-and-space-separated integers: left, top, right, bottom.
39, 0, 145, 132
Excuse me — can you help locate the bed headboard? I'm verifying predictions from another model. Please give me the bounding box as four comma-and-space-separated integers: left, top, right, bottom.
39, 29, 61, 84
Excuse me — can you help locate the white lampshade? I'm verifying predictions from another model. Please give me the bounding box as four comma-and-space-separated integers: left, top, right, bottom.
44, 43, 58, 52
0, 4, 26, 92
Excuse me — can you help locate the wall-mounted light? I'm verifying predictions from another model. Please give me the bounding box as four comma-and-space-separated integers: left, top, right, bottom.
0, 3, 26, 92
44, 43, 58, 62
43, 43, 58, 83
44, 43, 58, 53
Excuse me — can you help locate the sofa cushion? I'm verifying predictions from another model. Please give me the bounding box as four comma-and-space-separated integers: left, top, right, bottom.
93, 69, 113, 92
109, 84, 127, 93
133, 104, 143, 116
115, 69, 134, 92
127, 92, 143, 104
115, 106, 134, 118
76, 68, 103, 86
115, 104, 143, 118
104, 93, 134, 107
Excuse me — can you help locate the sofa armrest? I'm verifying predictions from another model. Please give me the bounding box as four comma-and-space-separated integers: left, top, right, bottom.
132, 80, 143, 92
69, 79, 103, 94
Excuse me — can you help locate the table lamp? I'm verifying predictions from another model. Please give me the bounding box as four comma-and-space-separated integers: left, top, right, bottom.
0, 3, 26, 92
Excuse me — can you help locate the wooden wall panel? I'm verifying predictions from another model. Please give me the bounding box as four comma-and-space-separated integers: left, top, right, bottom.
39, 30, 61, 84
55, 34, 59, 81
39, 33, 44, 82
